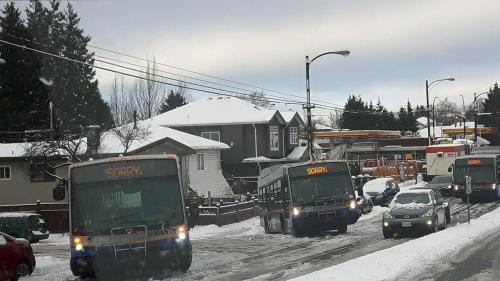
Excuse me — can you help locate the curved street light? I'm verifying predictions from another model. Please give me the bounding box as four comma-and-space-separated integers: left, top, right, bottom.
432, 96, 439, 138
426, 78, 455, 145
473, 91, 490, 142
305, 50, 350, 161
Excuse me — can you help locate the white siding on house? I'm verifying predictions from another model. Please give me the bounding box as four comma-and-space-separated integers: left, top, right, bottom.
188, 149, 233, 197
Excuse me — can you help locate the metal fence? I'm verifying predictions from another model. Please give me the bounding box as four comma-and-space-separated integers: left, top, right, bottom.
191, 199, 260, 226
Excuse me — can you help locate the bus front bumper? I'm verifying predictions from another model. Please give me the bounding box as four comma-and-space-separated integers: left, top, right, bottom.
292, 208, 360, 230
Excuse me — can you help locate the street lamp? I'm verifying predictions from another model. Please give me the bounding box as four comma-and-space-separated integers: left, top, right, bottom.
426, 78, 455, 146
305, 50, 350, 161
473, 91, 489, 143
454, 114, 467, 153
432, 96, 439, 139
459, 94, 466, 115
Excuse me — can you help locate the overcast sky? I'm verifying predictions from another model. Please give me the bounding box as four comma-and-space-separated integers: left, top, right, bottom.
51, 0, 500, 113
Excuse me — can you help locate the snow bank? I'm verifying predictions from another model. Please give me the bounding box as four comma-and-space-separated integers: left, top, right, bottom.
291, 205, 500, 281
190, 217, 264, 240
358, 206, 388, 222
26, 256, 72, 281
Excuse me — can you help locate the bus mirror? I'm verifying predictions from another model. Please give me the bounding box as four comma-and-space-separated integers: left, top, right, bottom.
448, 164, 454, 173
52, 184, 66, 201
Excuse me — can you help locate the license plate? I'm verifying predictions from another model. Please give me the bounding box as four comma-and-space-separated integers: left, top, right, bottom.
402, 221, 412, 228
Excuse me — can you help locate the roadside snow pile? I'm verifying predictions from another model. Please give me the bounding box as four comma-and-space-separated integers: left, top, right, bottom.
291, 205, 500, 281
190, 217, 264, 240
25, 256, 72, 281
38, 233, 69, 246
358, 206, 388, 222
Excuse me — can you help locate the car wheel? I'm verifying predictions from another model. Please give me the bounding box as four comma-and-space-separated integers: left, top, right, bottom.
433, 218, 439, 233
14, 261, 31, 280
337, 224, 348, 234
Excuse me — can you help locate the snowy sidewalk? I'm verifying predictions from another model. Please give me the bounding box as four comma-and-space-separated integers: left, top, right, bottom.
290, 204, 500, 281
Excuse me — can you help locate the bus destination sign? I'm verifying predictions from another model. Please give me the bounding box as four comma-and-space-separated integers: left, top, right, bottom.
306, 166, 328, 175
467, 159, 482, 165
105, 166, 143, 178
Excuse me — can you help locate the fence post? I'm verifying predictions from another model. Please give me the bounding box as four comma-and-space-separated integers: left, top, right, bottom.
208, 191, 212, 207
251, 196, 256, 216
216, 203, 220, 226
235, 199, 239, 223
36, 200, 41, 214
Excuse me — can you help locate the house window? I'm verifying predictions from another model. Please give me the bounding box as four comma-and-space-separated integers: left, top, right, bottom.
289, 127, 298, 144
197, 154, 205, 171
0, 166, 11, 180
30, 163, 56, 182
201, 131, 220, 142
270, 126, 279, 151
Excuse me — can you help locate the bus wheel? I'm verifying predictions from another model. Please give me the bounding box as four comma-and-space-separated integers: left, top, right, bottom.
337, 224, 348, 234
179, 254, 192, 273
264, 217, 271, 234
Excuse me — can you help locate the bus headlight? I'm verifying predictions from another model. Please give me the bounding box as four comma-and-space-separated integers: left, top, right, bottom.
492, 184, 497, 190
292, 207, 301, 216
453, 184, 459, 190
177, 224, 187, 240
349, 200, 356, 209
75, 243, 84, 251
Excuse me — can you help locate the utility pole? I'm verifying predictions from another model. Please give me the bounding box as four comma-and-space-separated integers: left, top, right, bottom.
426, 80, 431, 146
49, 101, 54, 140
305, 56, 314, 162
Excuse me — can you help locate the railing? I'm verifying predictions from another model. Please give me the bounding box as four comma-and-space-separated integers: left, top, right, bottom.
192, 199, 260, 226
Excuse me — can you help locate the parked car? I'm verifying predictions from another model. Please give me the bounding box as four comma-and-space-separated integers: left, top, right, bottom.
356, 194, 374, 215
382, 189, 447, 238
410, 187, 451, 223
0, 232, 36, 280
0, 213, 50, 243
427, 175, 453, 196
363, 177, 400, 206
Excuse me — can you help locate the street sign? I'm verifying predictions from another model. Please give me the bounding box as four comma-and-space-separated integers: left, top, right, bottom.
465, 176, 472, 194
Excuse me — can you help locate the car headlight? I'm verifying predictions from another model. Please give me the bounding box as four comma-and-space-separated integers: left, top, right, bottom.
447, 185, 452, 189
384, 213, 393, 219
422, 209, 434, 217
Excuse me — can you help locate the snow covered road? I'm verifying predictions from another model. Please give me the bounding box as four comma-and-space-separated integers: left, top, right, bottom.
25, 199, 500, 281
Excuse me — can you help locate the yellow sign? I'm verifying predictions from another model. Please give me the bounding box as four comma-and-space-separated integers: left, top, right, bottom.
307, 166, 328, 175
467, 159, 481, 165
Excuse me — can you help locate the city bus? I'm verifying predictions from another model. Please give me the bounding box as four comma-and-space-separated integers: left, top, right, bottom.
52, 155, 192, 280
452, 154, 500, 200
257, 161, 360, 236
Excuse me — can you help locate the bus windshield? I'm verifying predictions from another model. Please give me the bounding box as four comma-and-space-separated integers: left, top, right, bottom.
454, 165, 495, 184
290, 172, 354, 205
71, 175, 184, 235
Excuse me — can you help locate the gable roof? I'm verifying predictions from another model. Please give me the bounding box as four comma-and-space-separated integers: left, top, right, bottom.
99, 120, 230, 155
150, 96, 285, 127
279, 111, 304, 126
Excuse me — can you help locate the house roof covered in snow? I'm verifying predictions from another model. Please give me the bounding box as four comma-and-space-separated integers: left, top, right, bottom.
150, 96, 285, 127
99, 120, 230, 155
279, 111, 304, 126
0, 143, 28, 158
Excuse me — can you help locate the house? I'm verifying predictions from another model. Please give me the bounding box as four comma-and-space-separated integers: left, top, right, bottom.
97, 121, 233, 198
150, 97, 305, 191
0, 121, 233, 205
0, 143, 69, 205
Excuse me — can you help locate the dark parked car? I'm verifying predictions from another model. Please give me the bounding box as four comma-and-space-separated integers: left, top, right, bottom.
410, 187, 451, 223
382, 189, 447, 238
0, 232, 36, 280
427, 176, 453, 196
356, 195, 374, 215
0, 213, 50, 243
363, 177, 400, 206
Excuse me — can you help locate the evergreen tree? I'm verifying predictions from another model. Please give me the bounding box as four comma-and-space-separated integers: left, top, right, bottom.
0, 2, 49, 139
481, 83, 500, 145
159, 89, 189, 113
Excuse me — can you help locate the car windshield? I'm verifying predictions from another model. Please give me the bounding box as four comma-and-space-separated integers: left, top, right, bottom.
431, 176, 452, 184
394, 193, 431, 205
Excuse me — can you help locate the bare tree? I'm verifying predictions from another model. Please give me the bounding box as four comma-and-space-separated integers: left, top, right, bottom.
23, 128, 89, 162
110, 76, 134, 126
132, 57, 164, 119
111, 122, 152, 154
241, 91, 273, 109
328, 110, 341, 129
434, 98, 460, 126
